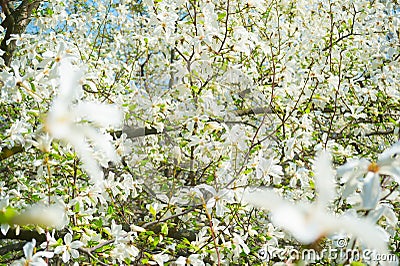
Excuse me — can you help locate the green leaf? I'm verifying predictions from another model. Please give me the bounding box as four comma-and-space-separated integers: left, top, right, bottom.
350, 262, 366, 266
161, 223, 168, 235
149, 205, 156, 218
107, 205, 114, 215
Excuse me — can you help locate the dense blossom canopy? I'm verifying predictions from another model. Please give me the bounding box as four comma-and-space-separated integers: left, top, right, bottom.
0, 0, 399, 265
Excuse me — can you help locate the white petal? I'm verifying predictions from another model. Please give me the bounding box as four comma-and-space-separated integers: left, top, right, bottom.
314, 150, 335, 206
70, 248, 80, 258
64, 233, 72, 245
54, 246, 65, 254
23, 240, 35, 259
378, 142, 400, 162
361, 173, 381, 210
1, 223, 10, 235
75, 102, 122, 128
336, 215, 388, 254
80, 126, 118, 162
58, 60, 83, 102
70, 241, 84, 249
34, 251, 54, 259
62, 250, 70, 262
337, 159, 369, 180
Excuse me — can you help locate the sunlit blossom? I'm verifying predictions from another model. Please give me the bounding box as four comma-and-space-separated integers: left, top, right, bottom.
54, 233, 84, 263
175, 254, 205, 266
337, 142, 400, 209
11, 239, 53, 266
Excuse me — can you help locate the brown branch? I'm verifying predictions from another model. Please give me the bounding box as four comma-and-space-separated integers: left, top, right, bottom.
0, 228, 47, 242
0, 145, 23, 160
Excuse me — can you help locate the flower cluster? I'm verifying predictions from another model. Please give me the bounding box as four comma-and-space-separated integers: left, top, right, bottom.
0, 0, 399, 265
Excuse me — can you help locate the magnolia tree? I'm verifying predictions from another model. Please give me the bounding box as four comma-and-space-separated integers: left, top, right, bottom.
0, 0, 399, 265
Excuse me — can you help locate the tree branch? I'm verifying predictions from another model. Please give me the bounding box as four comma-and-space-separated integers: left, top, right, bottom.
0, 145, 23, 160
0, 228, 47, 242
0, 0, 43, 66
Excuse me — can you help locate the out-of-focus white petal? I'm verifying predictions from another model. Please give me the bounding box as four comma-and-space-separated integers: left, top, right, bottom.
369, 204, 398, 227
378, 142, 400, 162
80, 126, 118, 162
336, 215, 388, 255
244, 188, 390, 253
314, 150, 335, 207
75, 102, 122, 128
361, 173, 381, 210
243, 188, 290, 213
58, 60, 83, 101
12, 204, 65, 228
67, 131, 104, 183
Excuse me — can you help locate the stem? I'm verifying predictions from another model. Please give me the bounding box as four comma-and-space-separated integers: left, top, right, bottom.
202, 197, 220, 266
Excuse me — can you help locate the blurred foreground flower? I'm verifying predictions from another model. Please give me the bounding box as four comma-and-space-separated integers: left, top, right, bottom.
45, 60, 122, 183
12, 204, 66, 229
1, 203, 66, 230
244, 151, 389, 255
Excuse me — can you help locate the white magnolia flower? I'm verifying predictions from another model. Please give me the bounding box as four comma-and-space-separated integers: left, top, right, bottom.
256, 157, 284, 185
337, 142, 400, 209
223, 125, 248, 151
150, 252, 169, 266
231, 233, 250, 258
45, 60, 122, 183
106, 220, 127, 244
110, 242, 139, 263
175, 254, 205, 266
196, 184, 234, 217
244, 151, 389, 255
264, 223, 285, 247
54, 233, 84, 263
11, 239, 53, 266
40, 230, 58, 249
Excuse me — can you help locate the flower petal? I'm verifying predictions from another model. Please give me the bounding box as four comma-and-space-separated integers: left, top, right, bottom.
314, 150, 335, 207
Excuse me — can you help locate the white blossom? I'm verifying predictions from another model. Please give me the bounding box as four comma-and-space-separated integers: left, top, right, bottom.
175, 254, 205, 266
11, 239, 53, 266
54, 233, 84, 263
